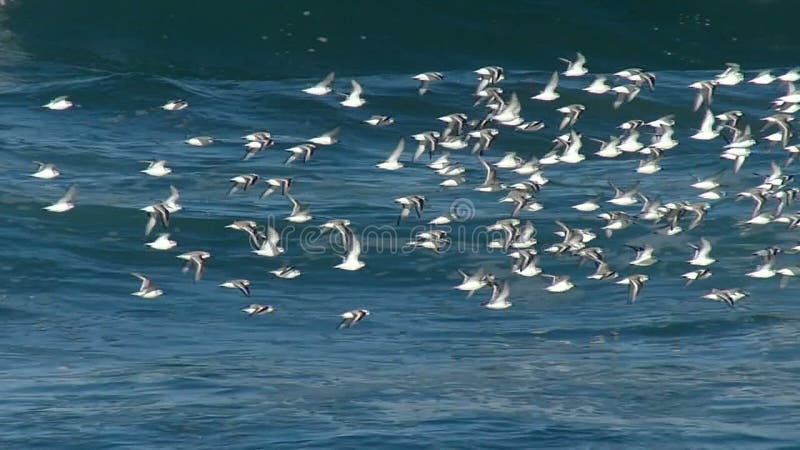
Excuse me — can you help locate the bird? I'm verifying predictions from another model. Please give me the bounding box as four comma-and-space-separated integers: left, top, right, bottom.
454, 269, 491, 298
252, 226, 284, 257
559, 52, 588, 77
616, 274, 648, 303
413, 72, 444, 95
363, 115, 394, 127
556, 104, 586, 130
31, 161, 60, 179
145, 233, 177, 251
394, 195, 426, 225
688, 238, 715, 266
130, 273, 164, 299
270, 266, 302, 279
161, 99, 188, 111
691, 109, 720, 140
583, 76, 611, 94
335, 229, 365, 271
260, 178, 292, 199
532, 71, 560, 101
703, 289, 748, 307
689, 80, 716, 111
376, 138, 406, 171
140, 160, 172, 177
627, 244, 658, 266
308, 127, 340, 146
284, 144, 318, 165
340, 79, 365, 107
185, 136, 214, 147
682, 269, 712, 286
143, 203, 170, 236
229, 174, 260, 195
338, 309, 370, 329
43, 185, 76, 213
285, 194, 313, 223
242, 304, 275, 316
543, 274, 574, 293
302, 71, 335, 95
749, 70, 776, 85
483, 280, 512, 310
176, 251, 211, 282
42, 95, 73, 110
219, 279, 251, 297
714, 63, 744, 86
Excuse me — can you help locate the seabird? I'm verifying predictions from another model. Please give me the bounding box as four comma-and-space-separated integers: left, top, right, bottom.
31, 161, 60, 179
714, 63, 744, 86
749, 70, 776, 85
270, 265, 302, 279
185, 136, 214, 147
285, 194, 313, 223
284, 143, 318, 164
703, 288, 748, 307
682, 268, 712, 286
583, 76, 611, 94
338, 309, 369, 329
688, 238, 716, 266
483, 280, 512, 310
252, 226, 284, 257
510, 250, 541, 277
413, 72, 444, 95
130, 273, 164, 299
559, 52, 588, 77
302, 71, 335, 96
146, 233, 177, 251
616, 274, 648, 303
376, 138, 406, 171
42, 95, 73, 110
454, 268, 491, 297
363, 115, 394, 127
340, 79, 365, 107
556, 104, 586, 130
261, 178, 292, 199
543, 274, 574, 293
691, 109, 720, 140
140, 160, 172, 177
219, 279, 251, 297
532, 71, 560, 101
143, 202, 170, 236
229, 174, 260, 195
689, 80, 716, 111
161, 99, 188, 111
335, 229, 365, 271
176, 250, 211, 282
611, 85, 641, 109
627, 244, 658, 266
242, 304, 275, 316
394, 195, 426, 224
243, 138, 274, 160
43, 185, 76, 213
308, 127, 340, 146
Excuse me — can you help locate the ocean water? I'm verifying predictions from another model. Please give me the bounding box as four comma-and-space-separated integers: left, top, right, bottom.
2, 1, 800, 448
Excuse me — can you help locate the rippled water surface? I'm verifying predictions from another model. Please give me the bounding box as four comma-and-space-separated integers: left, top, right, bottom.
2, 1, 800, 448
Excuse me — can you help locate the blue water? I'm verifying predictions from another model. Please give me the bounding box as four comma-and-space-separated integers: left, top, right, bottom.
2, 1, 800, 448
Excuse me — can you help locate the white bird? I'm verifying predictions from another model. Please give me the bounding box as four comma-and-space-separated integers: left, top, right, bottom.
749, 70, 776, 85
543, 274, 574, 293
715, 63, 744, 86
302, 71, 335, 96
691, 109, 719, 140
747, 262, 776, 279
42, 95, 73, 110
270, 266, 302, 279
335, 229, 365, 271
130, 273, 164, 299
242, 304, 275, 316
340, 79, 365, 107
176, 251, 211, 282
161, 99, 188, 111
308, 127, 340, 146
285, 194, 313, 223
185, 136, 213, 147
219, 279, 251, 297
146, 233, 177, 251
338, 309, 369, 329
483, 281, 512, 310
559, 52, 588, 77
140, 160, 172, 177
413, 72, 444, 95
43, 185, 76, 213
31, 161, 60, 179
376, 138, 405, 171
616, 274, 648, 303
252, 226, 284, 257
454, 269, 490, 298
628, 244, 658, 266
532, 71, 560, 101
583, 76, 611, 94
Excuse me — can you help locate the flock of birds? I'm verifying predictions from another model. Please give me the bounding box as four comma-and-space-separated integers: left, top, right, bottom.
31, 54, 800, 327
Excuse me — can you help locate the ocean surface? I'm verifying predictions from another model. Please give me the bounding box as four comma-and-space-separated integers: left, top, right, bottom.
2, 1, 800, 448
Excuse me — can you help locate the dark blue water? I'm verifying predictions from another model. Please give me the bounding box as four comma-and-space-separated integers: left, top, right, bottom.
2, 1, 800, 448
